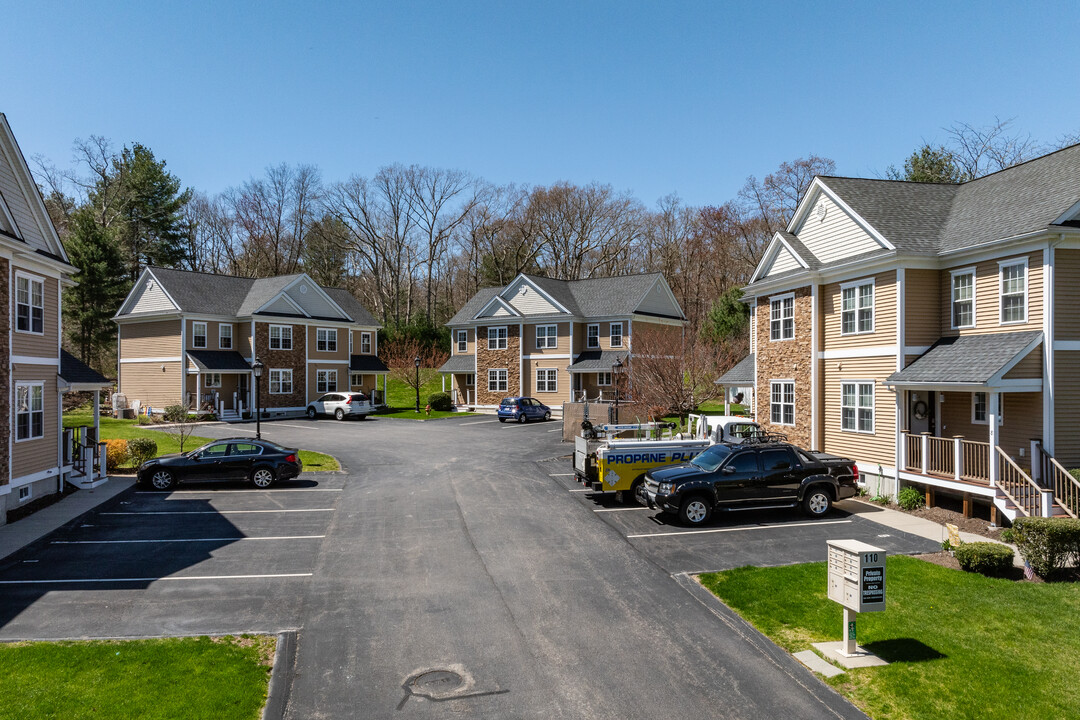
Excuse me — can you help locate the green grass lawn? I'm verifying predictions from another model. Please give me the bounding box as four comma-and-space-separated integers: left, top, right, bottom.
0, 636, 274, 720
700, 556, 1080, 720
374, 374, 474, 420
63, 409, 339, 471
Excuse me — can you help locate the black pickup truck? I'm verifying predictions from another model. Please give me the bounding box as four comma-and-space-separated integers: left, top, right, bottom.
639, 440, 858, 526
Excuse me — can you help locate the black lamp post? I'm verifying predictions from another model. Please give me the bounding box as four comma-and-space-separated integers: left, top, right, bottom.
252, 357, 264, 439
414, 355, 421, 414
613, 357, 623, 424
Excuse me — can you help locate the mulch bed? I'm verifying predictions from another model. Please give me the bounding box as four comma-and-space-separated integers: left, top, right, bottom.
864, 493, 1005, 540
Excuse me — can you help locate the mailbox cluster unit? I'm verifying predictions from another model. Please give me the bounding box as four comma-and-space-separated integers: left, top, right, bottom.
827, 539, 886, 613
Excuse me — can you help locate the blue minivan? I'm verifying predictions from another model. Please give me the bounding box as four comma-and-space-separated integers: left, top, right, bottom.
497, 397, 552, 423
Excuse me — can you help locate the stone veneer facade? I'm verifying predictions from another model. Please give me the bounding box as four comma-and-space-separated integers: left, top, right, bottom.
475, 324, 520, 405
755, 286, 813, 449
254, 322, 308, 408
0, 257, 8, 489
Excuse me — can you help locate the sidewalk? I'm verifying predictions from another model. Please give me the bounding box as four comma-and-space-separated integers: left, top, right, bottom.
0, 477, 136, 562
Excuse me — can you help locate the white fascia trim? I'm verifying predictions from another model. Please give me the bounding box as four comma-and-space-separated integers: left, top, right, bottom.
993, 378, 1044, 392
11, 466, 61, 488
937, 229, 1054, 259
474, 294, 522, 319
896, 267, 905, 373
986, 333, 1044, 385
119, 356, 183, 364
305, 359, 351, 365
0, 190, 20, 237
631, 275, 686, 320
501, 274, 573, 315
750, 234, 808, 283
281, 273, 351, 320
819, 345, 899, 360
257, 289, 309, 318
787, 179, 895, 251
522, 354, 571, 360
811, 283, 820, 451
631, 314, 685, 327
0, 114, 68, 262
12, 355, 60, 365
1052, 200, 1080, 225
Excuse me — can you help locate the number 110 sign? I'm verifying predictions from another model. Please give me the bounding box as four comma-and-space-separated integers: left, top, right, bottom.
827, 540, 886, 613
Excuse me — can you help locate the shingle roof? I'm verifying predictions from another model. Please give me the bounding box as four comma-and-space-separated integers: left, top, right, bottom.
438, 355, 475, 373
567, 350, 627, 372
446, 288, 501, 325
134, 267, 379, 326
715, 354, 755, 385
187, 350, 252, 372
885, 331, 1042, 385
776, 233, 820, 270
350, 355, 389, 373
59, 350, 110, 386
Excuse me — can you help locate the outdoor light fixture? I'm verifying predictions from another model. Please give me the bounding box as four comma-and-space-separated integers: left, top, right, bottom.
414, 355, 421, 414
252, 357, 264, 439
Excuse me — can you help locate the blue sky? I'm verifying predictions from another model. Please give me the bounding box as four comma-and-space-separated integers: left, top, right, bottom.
4, 1, 1079, 208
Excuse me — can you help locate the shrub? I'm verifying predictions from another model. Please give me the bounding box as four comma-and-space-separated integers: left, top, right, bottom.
427, 392, 453, 412
127, 437, 158, 467
897, 486, 926, 511
1009, 517, 1080, 578
104, 439, 129, 472
954, 542, 1014, 576
1070, 468, 1080, 483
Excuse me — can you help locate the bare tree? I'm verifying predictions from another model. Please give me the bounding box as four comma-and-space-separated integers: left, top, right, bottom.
156, 400, 203, 453
625, 324, 721, 427
185, 191, 239, 274
380, 336, 449, 409
229, 163, 321, 277
945, 117, 1041, 179
739, 155, 836, 236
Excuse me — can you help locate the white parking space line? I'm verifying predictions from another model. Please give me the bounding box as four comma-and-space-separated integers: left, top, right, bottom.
569, 488, 598, 493
548, 473, 575, 477
135, 489, 343, 494
594, 507, 651, 513
627, 519, 852, 539
268, 423, 321, 431
460, 419, 497, 425
0, 573, 314, 585
101, 509, 335, 515
547, 428, 561, 432
52, 535, 326, 544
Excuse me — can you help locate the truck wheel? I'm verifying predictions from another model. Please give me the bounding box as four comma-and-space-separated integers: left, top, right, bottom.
679, 495, 711, 526
629, 476, 647, 506
802, 487, 833, 517
499, 418, 506, 423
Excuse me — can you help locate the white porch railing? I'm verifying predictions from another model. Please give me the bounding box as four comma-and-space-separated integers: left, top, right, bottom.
902, 432, 992, 485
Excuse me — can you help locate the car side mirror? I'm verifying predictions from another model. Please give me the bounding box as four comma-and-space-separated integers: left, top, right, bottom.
722, 466, 736, 475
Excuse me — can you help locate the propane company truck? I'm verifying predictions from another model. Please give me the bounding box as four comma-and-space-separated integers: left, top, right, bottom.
573, 415, 762, 503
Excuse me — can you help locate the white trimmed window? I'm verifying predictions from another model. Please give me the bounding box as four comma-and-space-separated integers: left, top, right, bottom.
1000, 258, 1027, 324
951, 269, 975, 329
361, 332, 372, 354
610, 322, 623, 348
972, 392, 1003, 425
219, 324, 233, 349
587, 324, 600, 348
317, 369, 337, 393
204, 373, 222, 388
536, 325, 558, 349
466, 373, 475, 386
841, 280, 874, 335
456, 330, 468, 353
15, 273, 44, 334
770, 295, 794, 341
841, 381, 874, 433
269, 368, 293, 394
269, 325, 292, 350
351, 372, 363, 387
193, 322, 207, 348
597, 371, 612, 386
15, 382, 44, 441
488, 368, 508, 392
488, 326, 508, 350
770, 380, 795, 426
317, 328, 337, 352
536, 368, 558, 393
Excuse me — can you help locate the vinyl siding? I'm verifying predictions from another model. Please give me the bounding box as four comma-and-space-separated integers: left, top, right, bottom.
822, 356, 897, 467
938, 390, 1042, 466
119, 319, 181, 358
307, 326, 349, 362
128, 278, 177, 313
524, 322, 571, 354
186, 320, 241, 352
821, 271, 896, 350
0, 154, 51, 253
940, 250, 1043, 336
12, 272, 59, 357
1055, 351, 1080, 466
795, 194, 882, 265
188, 372, 242, 409
119, 361, 183, 409
522, 359, 570, 404
572, 320, 630, 352
284, 284, 343, 319
507, 279, 560, 315
11, 367, 59, 478
451, 328, 475, 356
260, 296, 298, 315
764, 246, 802, 276
635, 280, 682, 317
237, 322, 253, 358
307, 362, 350, 402
1056, 249, 1080, 339
1002, 346, 1043, 379
904, 269, 941, 347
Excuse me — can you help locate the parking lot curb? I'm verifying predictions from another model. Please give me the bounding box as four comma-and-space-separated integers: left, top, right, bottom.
263, 630, 298, 720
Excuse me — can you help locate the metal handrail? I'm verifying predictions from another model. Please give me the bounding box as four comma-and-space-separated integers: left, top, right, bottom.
1040, 447, 1079, 519
996, 447, 1042, 517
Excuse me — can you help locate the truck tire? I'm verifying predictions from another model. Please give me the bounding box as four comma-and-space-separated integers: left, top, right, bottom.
802, 486, 833, 517
629, 476, 647, 506
679, 494, 712, 526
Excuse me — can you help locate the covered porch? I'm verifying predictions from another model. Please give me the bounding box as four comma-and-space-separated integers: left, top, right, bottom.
185, 350, 252, 420
568, 350, 627, 403
350, 354, 390, 406
438, 355, 476, 408
59, 350, 111, 488
714, 353, 755, 417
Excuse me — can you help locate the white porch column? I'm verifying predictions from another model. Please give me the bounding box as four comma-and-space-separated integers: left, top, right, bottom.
988, 391, 1000, 487
442, 374, 446, 392
93, 389, 102, 479
953, 437, 963, 482
1031, 440, 1042, 484
195, 372, 201, 410
920, 433, 929, 475
895, 393, 904, 472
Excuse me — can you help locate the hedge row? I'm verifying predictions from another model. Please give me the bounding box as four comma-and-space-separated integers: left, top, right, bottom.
1003, 517, 1080, 578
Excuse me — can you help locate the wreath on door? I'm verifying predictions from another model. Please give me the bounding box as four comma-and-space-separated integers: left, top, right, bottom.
912, 400, 928, 421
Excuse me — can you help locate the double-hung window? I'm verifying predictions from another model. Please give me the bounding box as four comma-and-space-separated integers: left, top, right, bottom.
269, 325, 292, 350
610, 322, 623, 348
317, 328, 337, 352
219, 324, 233, 349
466, 373, 475, 386
840, 280, 874, 335
587, 324, 600, 348
15, 382, 44, 441
488, 368, 508, 392
536, 368, 558, 393
15, 273, 44, 334
192, 322, 207, 348
770, 380, 795, 426
456, 330, 467, 353
487, 327, 507, 350
269, 369, 293, 394
597, 372, 612, 386
951, 269, 975, 328
361, 332, 372, 354
770, 295, 794, 341
350, 372, 363, 387
204, 373, 222, 388
841, 381, 874, 433
972, 392, 1003, 425
536, 325, 558, 349
1000, 259, 1027, 324
317, 369, 337, 393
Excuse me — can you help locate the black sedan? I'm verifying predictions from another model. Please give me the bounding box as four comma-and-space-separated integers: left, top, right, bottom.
137, 438, 303, 490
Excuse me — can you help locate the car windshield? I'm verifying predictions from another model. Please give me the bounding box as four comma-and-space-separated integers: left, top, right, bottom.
500, 398, 516, 407
690, 445, 734, 472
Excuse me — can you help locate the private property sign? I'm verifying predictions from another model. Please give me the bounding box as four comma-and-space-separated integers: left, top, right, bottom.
827, 540, 886, 613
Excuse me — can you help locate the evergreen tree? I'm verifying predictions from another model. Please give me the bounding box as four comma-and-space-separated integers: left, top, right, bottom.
63, 207, 130, 369
701, 287, 749, 344
887, 144, 966, 183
